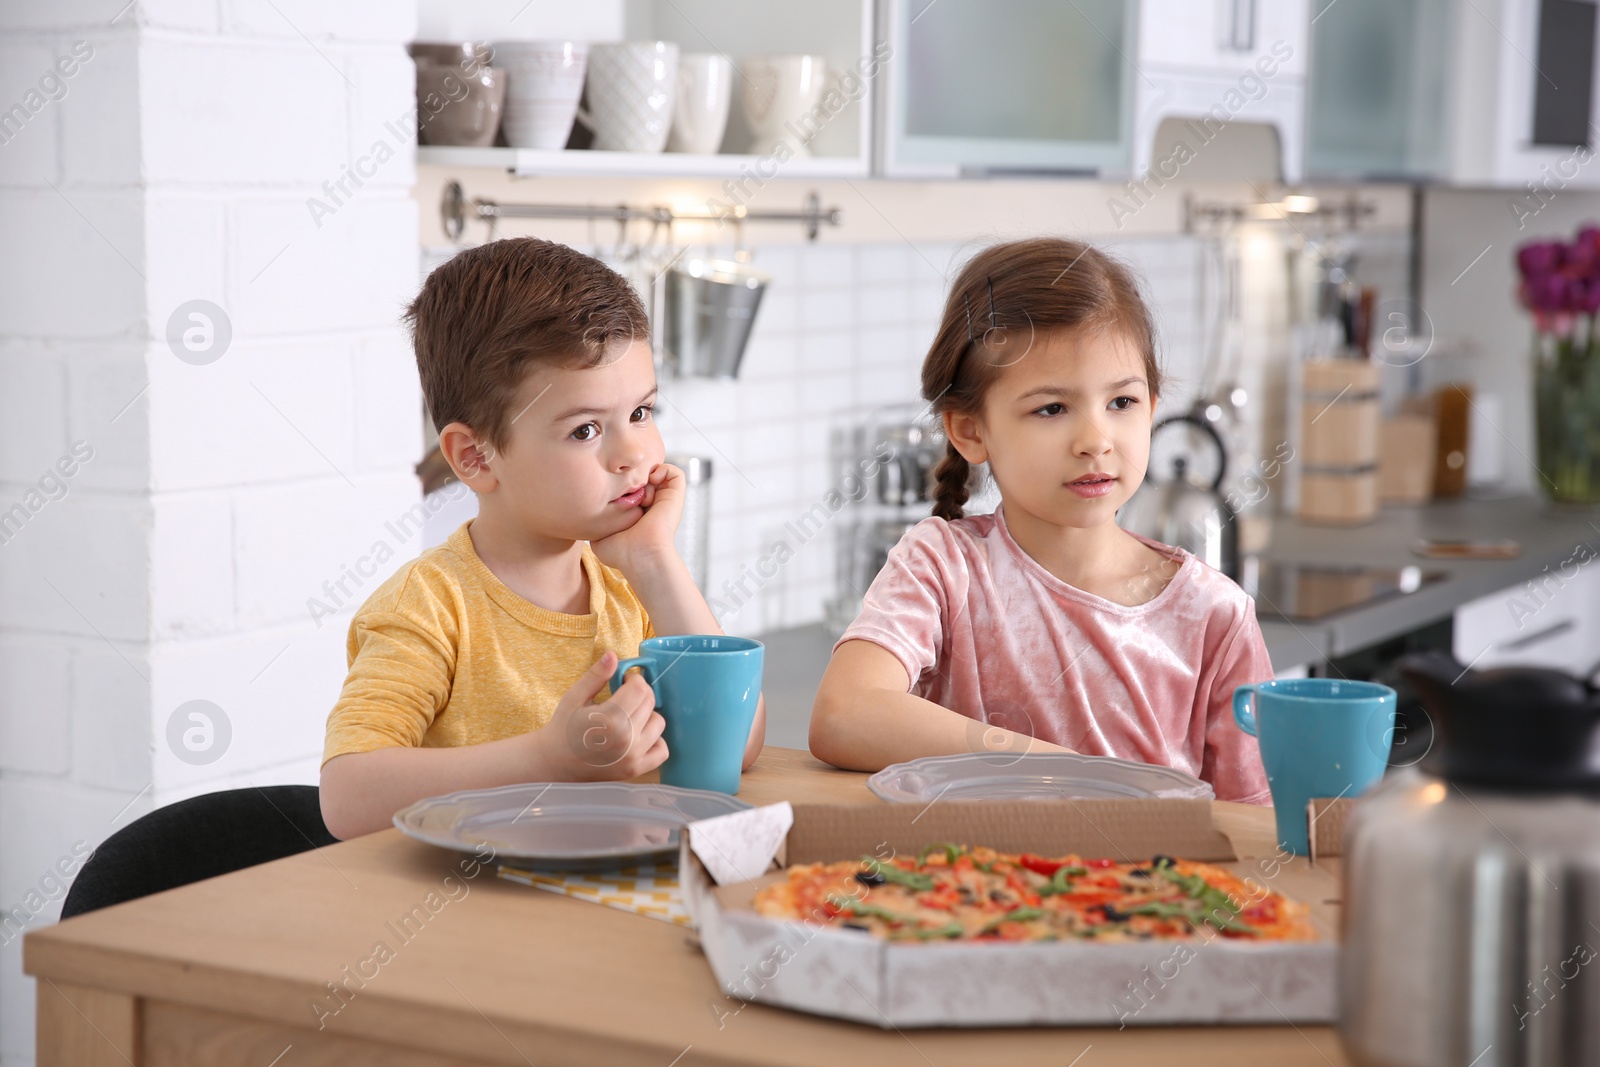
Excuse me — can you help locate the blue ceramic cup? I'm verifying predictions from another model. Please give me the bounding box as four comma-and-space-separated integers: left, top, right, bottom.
1233, 678, 1397, 856
610, 635, 763, 795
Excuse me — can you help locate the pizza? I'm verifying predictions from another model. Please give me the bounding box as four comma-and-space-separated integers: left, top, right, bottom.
751, 844, 1315, 943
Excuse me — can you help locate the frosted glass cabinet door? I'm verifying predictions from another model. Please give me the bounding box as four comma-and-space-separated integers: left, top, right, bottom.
1303, 0, 1456, 180
880, 0, 1136, 175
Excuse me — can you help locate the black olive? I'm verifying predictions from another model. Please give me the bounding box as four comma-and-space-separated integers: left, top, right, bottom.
1151, 855, 1175, 869
855, 870, 885, 887
989, 889, 1009, 903
1101, 904, 1129, 922
842, 922, 871, 932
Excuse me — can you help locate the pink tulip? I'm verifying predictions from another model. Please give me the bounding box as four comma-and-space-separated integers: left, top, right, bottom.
1518, 241, 1566, 278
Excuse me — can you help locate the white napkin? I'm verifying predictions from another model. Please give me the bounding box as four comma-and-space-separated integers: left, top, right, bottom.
688, 801, 794, 885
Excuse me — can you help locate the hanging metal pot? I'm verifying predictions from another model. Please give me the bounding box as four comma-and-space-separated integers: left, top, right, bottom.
661, 258, 768, 379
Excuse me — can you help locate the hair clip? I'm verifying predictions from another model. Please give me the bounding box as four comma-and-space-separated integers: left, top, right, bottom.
964, 291, 974, 343
986, 277, 997, 329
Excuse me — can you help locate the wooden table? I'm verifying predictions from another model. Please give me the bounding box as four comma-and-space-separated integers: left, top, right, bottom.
27, 748, 1350, 1066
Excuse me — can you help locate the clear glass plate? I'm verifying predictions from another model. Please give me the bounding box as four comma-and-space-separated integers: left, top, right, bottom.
867, 752, 1214, 803
392, 781, 751, 870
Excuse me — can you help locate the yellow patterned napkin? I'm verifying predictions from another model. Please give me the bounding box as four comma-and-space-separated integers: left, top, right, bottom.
497, 862, 692, 927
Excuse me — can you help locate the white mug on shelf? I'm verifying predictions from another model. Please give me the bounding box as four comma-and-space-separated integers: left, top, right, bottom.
667, 53, 733, 155
739, 53, 828, 157
576, 41, 679, 153
492, 40, 588, 150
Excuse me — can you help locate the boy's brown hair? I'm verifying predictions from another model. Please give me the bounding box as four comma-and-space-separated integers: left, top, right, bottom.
405, 237, 650, 452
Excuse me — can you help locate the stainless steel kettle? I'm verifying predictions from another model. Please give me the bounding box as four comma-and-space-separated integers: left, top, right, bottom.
1340, 651, 1600, 1067
1117, 413, 1240, 579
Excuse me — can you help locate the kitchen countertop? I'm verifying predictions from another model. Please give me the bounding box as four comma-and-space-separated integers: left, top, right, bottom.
759, 496, 1600, 747
1258, 494, 1599, 662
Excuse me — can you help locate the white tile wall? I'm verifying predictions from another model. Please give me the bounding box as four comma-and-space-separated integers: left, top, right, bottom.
647, 235, 1213, 637
424, 219, 1410, 640
0, 5, 421, 1063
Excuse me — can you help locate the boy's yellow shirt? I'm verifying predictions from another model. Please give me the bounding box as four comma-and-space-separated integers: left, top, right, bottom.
322, 521, 653, 764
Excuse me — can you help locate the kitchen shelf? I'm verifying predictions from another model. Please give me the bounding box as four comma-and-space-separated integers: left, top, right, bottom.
416, 146, 868, 180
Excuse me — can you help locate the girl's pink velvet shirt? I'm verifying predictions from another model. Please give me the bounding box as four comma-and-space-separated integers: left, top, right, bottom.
836, 507, 1273, 803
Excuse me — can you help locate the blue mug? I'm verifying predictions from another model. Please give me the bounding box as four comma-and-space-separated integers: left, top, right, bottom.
610, 635, 763, 795
1233, 678, 1397, 856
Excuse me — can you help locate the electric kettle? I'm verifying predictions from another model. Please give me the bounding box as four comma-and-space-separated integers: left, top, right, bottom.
1340, 651, 1600, 1067
1117, 413, 1240, 579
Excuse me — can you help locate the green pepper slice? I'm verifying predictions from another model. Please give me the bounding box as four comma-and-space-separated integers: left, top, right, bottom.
859, 856, 935, 892
826, 894, 920, 926
1037, 864, 1089, 897
1157, 866, 1242, 915
1121, 901, 1197, 921
909, 920, 964, 940
1150, 865, 1259, 934
980, 906, 1046, 933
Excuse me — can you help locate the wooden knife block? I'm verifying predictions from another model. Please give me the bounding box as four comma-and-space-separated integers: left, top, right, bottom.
1299, 359, 1381, 525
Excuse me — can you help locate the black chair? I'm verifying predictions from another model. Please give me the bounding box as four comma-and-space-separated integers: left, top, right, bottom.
61, 785, 338, 919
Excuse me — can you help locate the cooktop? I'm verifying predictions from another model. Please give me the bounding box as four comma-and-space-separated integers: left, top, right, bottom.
1240, 559, 1449, 622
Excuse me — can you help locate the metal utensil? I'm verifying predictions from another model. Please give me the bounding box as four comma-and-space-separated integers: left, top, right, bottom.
667, 454, 712, 593
877, 423, 933, 505
661, 258, 768, 379
1118, 413, 1240, 579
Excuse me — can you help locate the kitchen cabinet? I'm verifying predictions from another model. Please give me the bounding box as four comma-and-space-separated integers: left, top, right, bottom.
1453, 561, 1600, 678
1133, 0, 1309, 181
1305, 0, 1600, 187
419, 0, 874, 179
1139, 0, 1308, 78
875, 0, 1136, 177
1303, 0, 1453, 181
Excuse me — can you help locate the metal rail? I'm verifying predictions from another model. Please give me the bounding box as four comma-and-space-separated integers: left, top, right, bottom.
441, 180, 843, 242
1182, 190, 1377, 233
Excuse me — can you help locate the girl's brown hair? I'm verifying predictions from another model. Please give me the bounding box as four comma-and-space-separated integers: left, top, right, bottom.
921, 237, 1163, 520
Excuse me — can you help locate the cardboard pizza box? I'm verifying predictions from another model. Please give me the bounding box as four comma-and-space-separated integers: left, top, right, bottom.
680, 799, 1339, 1028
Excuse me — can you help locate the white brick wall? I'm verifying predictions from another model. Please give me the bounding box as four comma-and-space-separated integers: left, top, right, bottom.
0, 2, 421, 1063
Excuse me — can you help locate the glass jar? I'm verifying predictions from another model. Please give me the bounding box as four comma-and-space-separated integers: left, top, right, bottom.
1532, 331, 1600, 504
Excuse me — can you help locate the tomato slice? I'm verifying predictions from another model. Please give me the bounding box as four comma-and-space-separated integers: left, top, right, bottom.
1018, 853, 1068, 876
1242, 899, 1280, 924
1085, 857, 1119, 870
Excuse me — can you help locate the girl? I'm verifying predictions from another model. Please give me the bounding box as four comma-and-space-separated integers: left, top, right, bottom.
809, 237, 1271, 803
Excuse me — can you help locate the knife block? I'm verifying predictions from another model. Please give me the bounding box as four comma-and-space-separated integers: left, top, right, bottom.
1298, 359, 1381, 525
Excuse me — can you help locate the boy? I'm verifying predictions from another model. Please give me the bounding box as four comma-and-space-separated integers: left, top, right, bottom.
319, 238, 764, 838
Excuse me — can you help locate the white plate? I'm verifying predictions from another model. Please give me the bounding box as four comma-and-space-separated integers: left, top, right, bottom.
866, 753, 1214, 803
393, 781, 750, 870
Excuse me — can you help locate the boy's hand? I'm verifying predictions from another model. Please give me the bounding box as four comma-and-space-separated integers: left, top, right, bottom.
590, 462, 684, 575
538, 651, 668, 781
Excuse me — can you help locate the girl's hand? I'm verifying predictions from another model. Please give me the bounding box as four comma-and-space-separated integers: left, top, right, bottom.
590, 462, 684, 574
